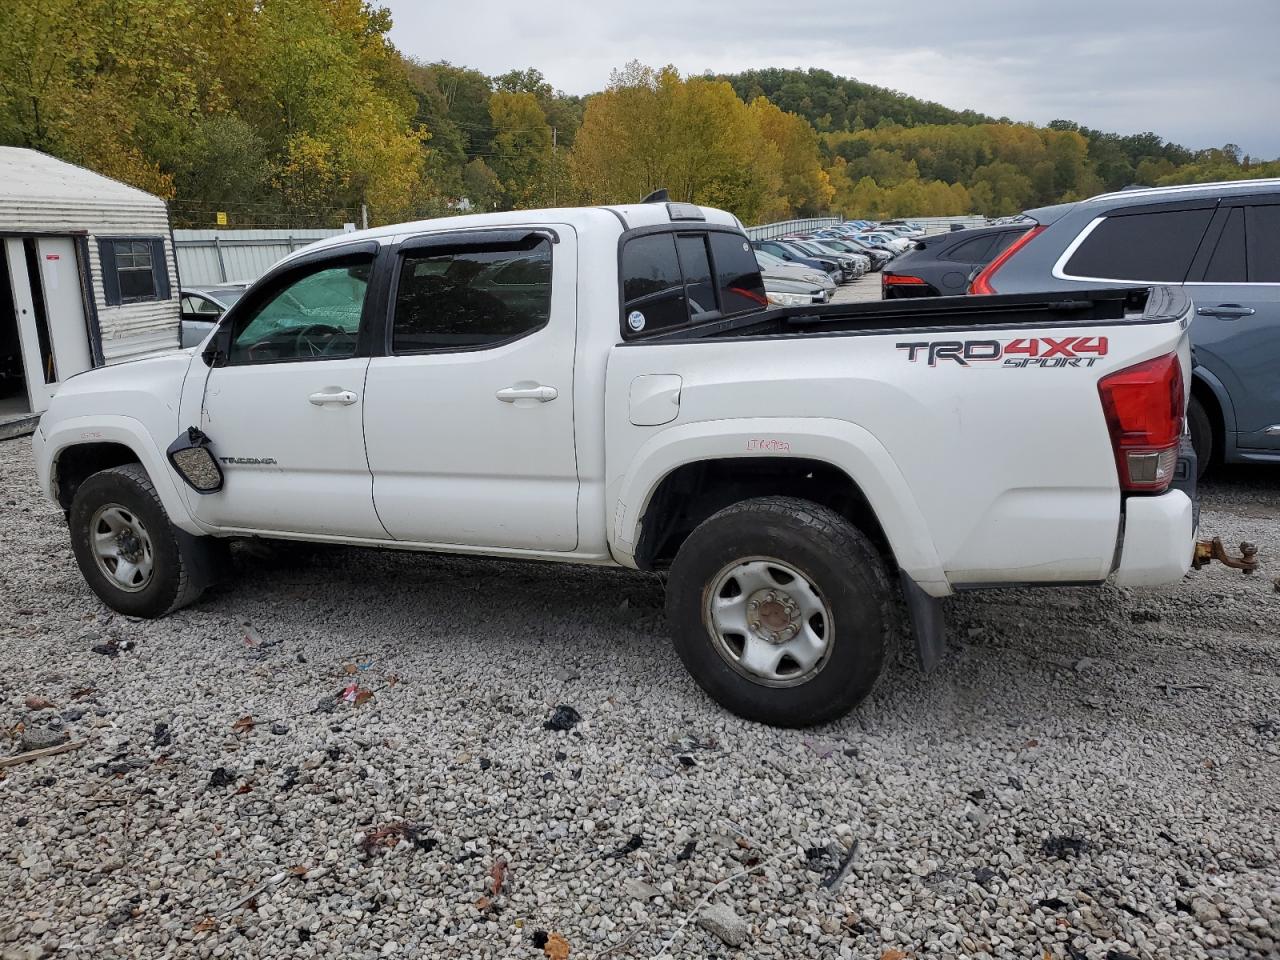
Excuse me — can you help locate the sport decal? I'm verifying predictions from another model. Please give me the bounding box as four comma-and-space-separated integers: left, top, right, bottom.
896, 336, 1109, 368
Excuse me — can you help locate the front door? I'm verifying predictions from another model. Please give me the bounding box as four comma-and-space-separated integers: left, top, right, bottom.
363, 227, 579, 551
179, 248, 388, 539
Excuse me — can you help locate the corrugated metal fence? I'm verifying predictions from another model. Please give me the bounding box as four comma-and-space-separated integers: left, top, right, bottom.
173, 229, 343, 286
743, 218, 841, 241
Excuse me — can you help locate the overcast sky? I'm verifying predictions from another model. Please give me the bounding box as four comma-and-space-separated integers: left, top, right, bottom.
382, 0, 1278, 157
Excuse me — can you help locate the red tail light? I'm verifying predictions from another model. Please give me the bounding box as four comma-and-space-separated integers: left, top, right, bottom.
882, 273, 927, 295
1097, 353, 1184, 492
968, 225, 1045, 295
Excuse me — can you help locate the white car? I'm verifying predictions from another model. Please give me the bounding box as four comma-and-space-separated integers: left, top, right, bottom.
33, 200, 1200, 726
754, 249, 837, 295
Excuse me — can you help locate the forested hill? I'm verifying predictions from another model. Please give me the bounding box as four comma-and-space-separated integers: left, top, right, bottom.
720, 67, 993, 132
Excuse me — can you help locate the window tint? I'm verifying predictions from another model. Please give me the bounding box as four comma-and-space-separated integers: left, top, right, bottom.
228, 259, 370, 364
942, 235, 996, 263
709, 231, 767, 314
990, 230, 1024, 256
393, 240, 552, 352
677, 234, 716, 318
1247, 204, 1280, 282
1204, 207, 1246, 283
1064, 208, 1213, 281
621, 233, 687, 333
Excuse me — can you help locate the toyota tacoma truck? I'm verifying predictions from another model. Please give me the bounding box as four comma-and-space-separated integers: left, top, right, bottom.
32, 199, 1200, 726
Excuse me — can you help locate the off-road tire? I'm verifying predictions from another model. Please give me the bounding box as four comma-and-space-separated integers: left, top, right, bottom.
1188, 394, 1213, 479
666, 496, 893, 727
69, 463, 219, 618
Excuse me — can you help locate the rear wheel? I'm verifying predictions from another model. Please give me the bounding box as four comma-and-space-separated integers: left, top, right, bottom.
1188, 394, 1213, 479
69, 463, 221, 617
666, 496, 892, 727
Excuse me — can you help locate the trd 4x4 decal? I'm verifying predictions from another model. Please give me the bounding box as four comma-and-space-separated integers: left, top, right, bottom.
897, 336, 1109, 368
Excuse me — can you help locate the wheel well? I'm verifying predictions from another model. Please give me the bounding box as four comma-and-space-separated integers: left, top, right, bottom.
634, 457, 891, 570
53, 443, 141, 510
1191, 375, 1224, 456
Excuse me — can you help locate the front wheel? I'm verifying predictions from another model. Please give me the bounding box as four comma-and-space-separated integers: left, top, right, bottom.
665, 496, 893, 727
69, 463, 220, 617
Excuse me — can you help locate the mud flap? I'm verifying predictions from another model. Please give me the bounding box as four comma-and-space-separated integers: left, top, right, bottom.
900, 572, 946, 673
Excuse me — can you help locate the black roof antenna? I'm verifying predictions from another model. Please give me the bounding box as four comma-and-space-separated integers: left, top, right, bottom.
641, 188, 670, 203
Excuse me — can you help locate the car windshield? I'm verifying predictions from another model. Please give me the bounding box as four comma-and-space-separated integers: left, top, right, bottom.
754, 250, 791, 269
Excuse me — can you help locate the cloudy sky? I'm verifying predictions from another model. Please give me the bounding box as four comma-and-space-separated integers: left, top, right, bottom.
382, 0, 1278, 157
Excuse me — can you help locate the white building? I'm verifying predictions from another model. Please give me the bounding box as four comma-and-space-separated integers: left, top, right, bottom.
1, 147, 180, 435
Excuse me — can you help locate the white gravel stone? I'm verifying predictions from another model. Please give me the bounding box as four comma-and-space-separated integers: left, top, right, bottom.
0, 435, 1277, 960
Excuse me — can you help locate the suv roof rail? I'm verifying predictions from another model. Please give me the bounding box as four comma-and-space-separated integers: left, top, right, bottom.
1085, 177, 1280, 204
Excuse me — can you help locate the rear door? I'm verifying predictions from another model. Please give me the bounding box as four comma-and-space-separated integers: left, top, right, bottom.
362, 227, 580, 551
1187, 198, 1280, 451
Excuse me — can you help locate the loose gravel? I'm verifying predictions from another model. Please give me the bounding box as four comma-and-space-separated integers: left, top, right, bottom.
1, 435, 1277, 960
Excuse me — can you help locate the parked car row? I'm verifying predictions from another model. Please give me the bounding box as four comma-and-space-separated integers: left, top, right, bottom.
878, 177, 1280, 477
748, 219, 922, 303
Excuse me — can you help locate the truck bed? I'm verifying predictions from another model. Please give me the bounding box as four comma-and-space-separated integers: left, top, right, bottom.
636, 287, 1186, 344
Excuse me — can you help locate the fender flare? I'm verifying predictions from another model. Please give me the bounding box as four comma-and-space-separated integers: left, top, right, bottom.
37, 415, 205, 536
609, 416, 950, 595
1190, 363, 1237, 458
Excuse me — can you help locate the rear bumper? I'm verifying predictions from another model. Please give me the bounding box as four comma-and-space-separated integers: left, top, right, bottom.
1113, 489, 1195, 587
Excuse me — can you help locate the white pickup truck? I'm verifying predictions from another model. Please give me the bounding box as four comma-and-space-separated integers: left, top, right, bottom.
33, 200, 1201, 726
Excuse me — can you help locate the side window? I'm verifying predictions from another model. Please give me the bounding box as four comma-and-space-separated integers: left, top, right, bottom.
1246, 204, 1280, 282
990, 230, 1025, 257
1204, 207, 1247, 283
621, 234, 687, 334
227, 258, 371, 364
393, 239, 552, 352
1063, 208, 1214, 282
709, 231, 767, 314
676, 234, 716, 319
99, 237, 170, 305
181, 295, 222, 317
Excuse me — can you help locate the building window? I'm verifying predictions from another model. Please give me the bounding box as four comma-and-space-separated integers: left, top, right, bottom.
98, 237, 171, 305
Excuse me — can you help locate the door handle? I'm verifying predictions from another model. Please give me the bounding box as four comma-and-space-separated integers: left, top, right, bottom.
496, 383, 558, 403
1197, 304, 1255, 319
308, 389, 358, 406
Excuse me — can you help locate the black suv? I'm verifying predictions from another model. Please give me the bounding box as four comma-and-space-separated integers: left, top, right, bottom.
881, 224, 1031, 298
970, 179, 1280, 473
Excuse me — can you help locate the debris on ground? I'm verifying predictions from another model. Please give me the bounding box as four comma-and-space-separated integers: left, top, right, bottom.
821, 840, 860, 891
207, 767, 235, 790
606, 834, 643, 859
358, 821, 436, 855
623, 877, 660, 899
1, 738, 83, 768
152, 723, 171, 747
676, 840, 697, 862
972, 866, 997, 886
23, 695, 55, 710
697, 902, 749, 946
231, 715, 255, 734
17, 726, 70, 753
1041, 836, 1091, 859
543, 705, 581, 731
541, 931, 570, 959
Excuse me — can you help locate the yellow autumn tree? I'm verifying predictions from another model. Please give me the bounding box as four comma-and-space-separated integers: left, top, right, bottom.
748, 98, 834, 219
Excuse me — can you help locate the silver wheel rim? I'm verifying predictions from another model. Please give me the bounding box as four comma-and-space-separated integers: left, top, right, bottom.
89, 503, 155, 593
703, 556, 834, 687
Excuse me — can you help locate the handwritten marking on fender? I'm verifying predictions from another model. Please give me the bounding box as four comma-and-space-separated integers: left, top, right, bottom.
747, 439, 792, 453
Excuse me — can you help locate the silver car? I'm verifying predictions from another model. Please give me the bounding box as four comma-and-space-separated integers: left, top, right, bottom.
179, 284, 250, 348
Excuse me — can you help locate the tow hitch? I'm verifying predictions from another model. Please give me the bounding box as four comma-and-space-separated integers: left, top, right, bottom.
1193, 538, 1259, 574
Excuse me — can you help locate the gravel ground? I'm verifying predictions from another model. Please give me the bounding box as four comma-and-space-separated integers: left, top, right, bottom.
1, 434, 1277, 960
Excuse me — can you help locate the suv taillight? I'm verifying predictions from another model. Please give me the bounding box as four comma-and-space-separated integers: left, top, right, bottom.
968, 225, 1045, 295
1097, 353, 1184, 493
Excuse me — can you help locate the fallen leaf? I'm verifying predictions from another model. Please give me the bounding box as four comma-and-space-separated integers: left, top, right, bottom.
384, 674, 400, 687
235, 782, 253, 795
1023, 739, 1040, 748
232, 715, 255, 734
544, 932, 570, 960
288, 865, 309, 876
474, 895, 492, 910
354, 688, 374, 707
881, 951, 909, 960
489, 857, 508, 896
193, 916, 217, 934
70, 687, 97, 700
735, 836, 752, 849
343, 664, 358, 675
24, 695, 55, 710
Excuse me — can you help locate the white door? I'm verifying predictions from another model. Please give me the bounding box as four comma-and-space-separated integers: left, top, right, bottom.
363, 228, 579, 551
180, 250, 388, 539
37, 238, 93, 379
2, 237, 94, 414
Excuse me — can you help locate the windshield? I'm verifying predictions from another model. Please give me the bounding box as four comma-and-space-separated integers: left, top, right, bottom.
754, 250, 790, 269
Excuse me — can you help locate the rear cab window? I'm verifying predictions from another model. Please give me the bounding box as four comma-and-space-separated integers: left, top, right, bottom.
621, 228, 766, 338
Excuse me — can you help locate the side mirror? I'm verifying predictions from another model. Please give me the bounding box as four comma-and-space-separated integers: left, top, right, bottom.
167, 427, 223, 493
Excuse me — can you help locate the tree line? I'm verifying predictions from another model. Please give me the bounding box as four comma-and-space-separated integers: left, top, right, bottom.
1, 3, 1273, 227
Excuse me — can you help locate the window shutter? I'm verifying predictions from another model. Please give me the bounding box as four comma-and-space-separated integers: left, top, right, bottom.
150, 238, 171, 300
98, 240, 121, 306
